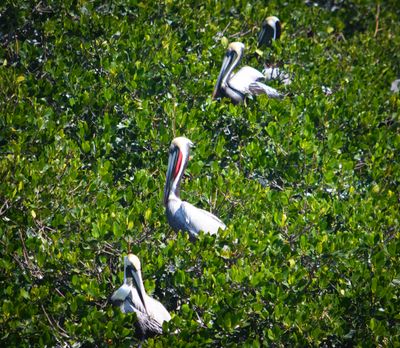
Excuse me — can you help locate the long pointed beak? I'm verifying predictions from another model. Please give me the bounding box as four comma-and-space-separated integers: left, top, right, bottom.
258, 24, 275, 47
129, 267, 148, 314
275, 22, 282, 40
212, 52, 234, 99
258, 26, 267, 46
163, 148, 179, 206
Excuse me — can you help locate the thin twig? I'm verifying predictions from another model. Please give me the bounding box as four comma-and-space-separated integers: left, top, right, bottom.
11, 253, 27, 273
0, 199, 10, 216
41, 304, 71, 341
101, 248, 119, 257
55, 288, 65, 298
172, 100, 176, 138
220, 22, 231, 36
18, 229, 30, 268
374, 3, 380, 37
41, 304, 58, 333
229, 28, 253, 39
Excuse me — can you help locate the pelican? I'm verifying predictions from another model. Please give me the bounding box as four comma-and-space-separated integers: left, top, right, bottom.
257, 16, 293, 86
110, 254, 171, 339
212, 42, 283, 104
258, 16, 282, 48
163, 137, 226, 239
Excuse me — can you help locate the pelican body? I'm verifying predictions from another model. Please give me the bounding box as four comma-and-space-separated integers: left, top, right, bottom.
111, 254, 171, 339
163, 137, 226, 239
258, 16, 282, 48
212, 42, 282, 104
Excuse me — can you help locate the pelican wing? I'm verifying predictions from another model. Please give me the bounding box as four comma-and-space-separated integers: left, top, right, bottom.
111, 284, 131, 303
181, 201, 226, 236
136, 311, 163, 338
111, 284, 137, 313
124, 294, 139, 313
228, 66, 264, 95
146, 296, 171, 325
249, 82, 283, 99
111, 283, 149, 315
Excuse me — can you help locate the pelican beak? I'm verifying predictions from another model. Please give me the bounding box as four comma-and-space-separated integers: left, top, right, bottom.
212, 50, 234, 99
257, 24, 272, 47
274, 20, 282, 40
128, 266, 148, 314
163, 146, 181, 206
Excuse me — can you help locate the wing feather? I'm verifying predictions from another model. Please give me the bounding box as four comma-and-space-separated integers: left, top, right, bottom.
249, 82, 283, 99
228, 66, 264, 94
180, 201, 226, 237
229, 66, 282, 98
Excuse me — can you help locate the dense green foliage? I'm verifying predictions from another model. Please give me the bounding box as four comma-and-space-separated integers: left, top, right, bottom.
1, 0, 399, 346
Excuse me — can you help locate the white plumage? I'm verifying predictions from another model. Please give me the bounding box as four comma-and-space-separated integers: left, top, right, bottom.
164, 137, 226, 239
111, 254, 171, 339
212, 42, 283, 104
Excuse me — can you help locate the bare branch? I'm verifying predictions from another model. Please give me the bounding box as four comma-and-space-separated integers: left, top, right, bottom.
229, 28, 253, 39
0, 199, 10, 216
374, 3, 381, 37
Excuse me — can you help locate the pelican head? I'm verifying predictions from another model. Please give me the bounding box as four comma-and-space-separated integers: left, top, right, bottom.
212, 42, 245, 99
163, 137, 194, 206
258, 16, 281, 47
125, 254, 148, 313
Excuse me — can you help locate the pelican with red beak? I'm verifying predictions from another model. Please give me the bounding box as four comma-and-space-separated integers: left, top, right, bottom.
258, 16, 282, 48
111, 254, 171, 339
163, 137, 226, 238
212, 42, 282, 104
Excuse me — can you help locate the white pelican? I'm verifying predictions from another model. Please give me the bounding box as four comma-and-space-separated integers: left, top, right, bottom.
110, 254, 171, 339
212, 42, 283, 104
163, 137, 226, 239
258, 16, 282, 48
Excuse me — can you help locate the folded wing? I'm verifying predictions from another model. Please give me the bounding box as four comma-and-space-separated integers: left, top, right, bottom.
180, 201, 226, 237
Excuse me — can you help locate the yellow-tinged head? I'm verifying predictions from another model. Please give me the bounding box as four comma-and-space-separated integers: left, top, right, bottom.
126, 253, 141, 271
